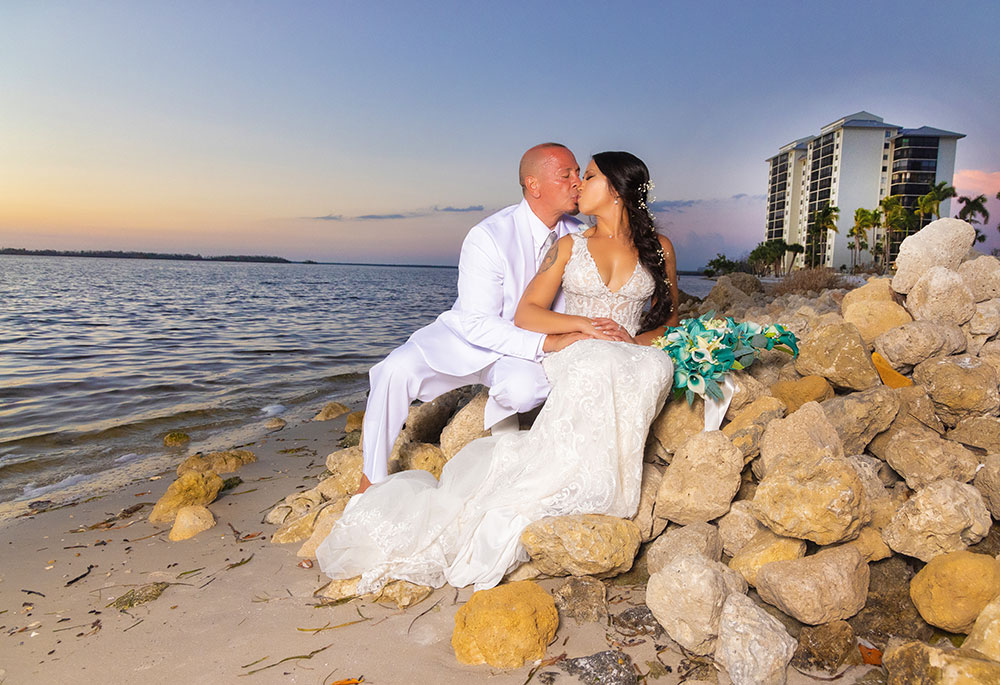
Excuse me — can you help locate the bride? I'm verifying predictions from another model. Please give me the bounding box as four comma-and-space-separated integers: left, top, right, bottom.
316, 151, 679, 592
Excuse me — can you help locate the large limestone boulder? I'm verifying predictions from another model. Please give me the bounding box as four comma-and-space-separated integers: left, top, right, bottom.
958, 254, 1000, 302
728, 528, 807, 587
176, 449, 256, 476
726, 271, 764, 295
297, 497, 350, 558
909, 550, 1000, 633
974, 454, 1000, 518
820, 386, 900, 455
756, 401, 844, 478
439, 388, 489, 459
905, 266, 977, 325
654, 431, 742, 525
831, 525, 893, 563
646, 522, 722, 575
520, 515, 640, 578
645, 553, 747, 655
389, 441, 447, 478
755, 546, 870, 625
717, 500, 766, 558
646, 395, 704, 460
631, 463, 667, 542
882, 425, 979, 489
769, 375, 834, 414
868, 385, 945, 459
149, 471, 224, 524
843, 300, 913, 344
968, 299, 1000, 337
949, 416, 1000, 453
883, 640, 1000, 683
753, 454, 868, 545
841, 277, 897, 311
396, 385, 478, 446
724, 371, 769, 422
272, 499, 341, 544
873, 320, 967, 372
794, 322, 881, 391
964, 593, 1000, 661
722, 395, 786, 460
715, 593, 797, 685
168, 505, 216, 541
891, 217, 976, 294
313, 401, 350, 421
913, 354, 1000, 427
700, 277, 752, 315
882, 479, 992, 561
452, 581, 558, 669
322, 445, 363, 496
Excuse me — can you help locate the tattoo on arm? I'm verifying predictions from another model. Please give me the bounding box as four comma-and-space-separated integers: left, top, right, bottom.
538, 243, 558, 273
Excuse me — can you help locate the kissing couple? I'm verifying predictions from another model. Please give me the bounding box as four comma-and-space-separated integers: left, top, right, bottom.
317, 143, 681, 592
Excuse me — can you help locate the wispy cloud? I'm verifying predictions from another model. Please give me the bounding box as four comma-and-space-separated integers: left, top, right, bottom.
649, 199, 700, 212
303, 204, 487, 222
437, 205, 484, 213
311, 214, 344, 221
954, 169, 1000, 196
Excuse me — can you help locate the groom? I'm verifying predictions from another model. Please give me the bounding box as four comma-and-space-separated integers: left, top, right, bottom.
357, 143, 587, 493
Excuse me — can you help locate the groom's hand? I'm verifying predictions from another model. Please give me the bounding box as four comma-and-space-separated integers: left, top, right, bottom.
543, 331, 590, 353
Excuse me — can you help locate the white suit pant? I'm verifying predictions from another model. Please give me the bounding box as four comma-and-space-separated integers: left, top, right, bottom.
361, 341, 550, 484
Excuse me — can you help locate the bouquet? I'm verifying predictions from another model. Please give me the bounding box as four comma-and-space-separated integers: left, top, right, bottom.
651, 312, 799, 404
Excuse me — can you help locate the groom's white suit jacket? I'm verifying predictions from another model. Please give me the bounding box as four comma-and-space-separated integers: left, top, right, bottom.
408, 199, 583, 376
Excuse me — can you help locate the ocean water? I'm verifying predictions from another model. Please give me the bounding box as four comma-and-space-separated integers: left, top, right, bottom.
0, 255, 713, 507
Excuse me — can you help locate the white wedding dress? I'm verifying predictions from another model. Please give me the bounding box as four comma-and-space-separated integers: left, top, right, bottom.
316, 233, 675, 591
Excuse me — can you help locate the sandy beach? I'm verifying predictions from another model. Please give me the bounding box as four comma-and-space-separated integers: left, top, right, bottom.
1, 401, 885, 685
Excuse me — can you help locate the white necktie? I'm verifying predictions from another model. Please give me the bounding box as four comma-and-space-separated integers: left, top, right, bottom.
538, 230, 557, 266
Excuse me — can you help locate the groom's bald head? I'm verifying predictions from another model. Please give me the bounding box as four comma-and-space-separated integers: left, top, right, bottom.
519, 143, 571, 190
518, 143, 581, 227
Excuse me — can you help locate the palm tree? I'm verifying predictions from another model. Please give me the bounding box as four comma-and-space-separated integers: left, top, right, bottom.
916, 192, 937, 224
878, 195, 908, 270
925, 181, 957, 220
785, 243, 804, 275
807, 203, 840, 267
957, 194, 990, 226
850, 208, 876, 272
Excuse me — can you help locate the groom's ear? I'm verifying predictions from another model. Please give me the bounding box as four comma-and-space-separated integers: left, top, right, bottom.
523, 175, 541, 199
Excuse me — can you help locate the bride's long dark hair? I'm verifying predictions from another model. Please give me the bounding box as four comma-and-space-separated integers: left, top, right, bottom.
592, 151, 672, 333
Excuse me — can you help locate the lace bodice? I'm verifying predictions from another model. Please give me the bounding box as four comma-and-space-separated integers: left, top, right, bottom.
562, 232, 656, 336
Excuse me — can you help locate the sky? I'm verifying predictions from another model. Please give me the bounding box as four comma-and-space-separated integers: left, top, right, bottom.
2, 1, 999, 270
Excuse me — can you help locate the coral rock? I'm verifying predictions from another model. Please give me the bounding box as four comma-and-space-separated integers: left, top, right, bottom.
874, 320, 967, 373
948, 416, 1000, 453
794, 322, 881, 391
296, 497, 350, 558
716, 592, 797, 685
891, 217, 977, 294
843, 300, 913, 344
958, 254, 1000, 302
729, 529, 807, 587
168, 505, 216, 541
913, 353, 1000, 428
344, 410, 365, 432
882, 479, 992, 561
176, 449, 256, 476
646, 394, 704, 460
820, 386, 899, 455
163, 431, 190, 447
790, 620, 861, 677
312, 401, 350, 421
520, 514, 640, 578
647, 522, 722, 575
631, 463, 667, 542
722, 395, 786, 460
389, 441, 447, 478
552, 576, 608, 624
882, 425, 979, 489
769, 375, 834, 414
321, 445, 363, 496
974, 454, 1000, 519
717, 500, 766, 558
654, 431, 743, 524
439, 387, 489, 459
964, 593, 1000, 662
757, 401, 844, 478
149, 471, 224, 524
909, 550, 1000, 633
756, 546, 870, 625
905, 266, 977, 325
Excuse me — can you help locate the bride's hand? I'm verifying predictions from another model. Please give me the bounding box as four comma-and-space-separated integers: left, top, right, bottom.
590, 318, 635, 343
576, 316, 617, 340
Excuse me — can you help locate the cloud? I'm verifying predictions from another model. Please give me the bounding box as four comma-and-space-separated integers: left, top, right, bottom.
437, 205, 484, 213
954, 169, 1000, 197
648, 199, 700, 212
355, 213, 410, 220
309, 214, 344, 221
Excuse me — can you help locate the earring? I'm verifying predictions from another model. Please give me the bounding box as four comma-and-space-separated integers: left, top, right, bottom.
614, 198, 619, 204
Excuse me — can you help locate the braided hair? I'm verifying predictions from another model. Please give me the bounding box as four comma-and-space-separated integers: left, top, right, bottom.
592, 151, 671, 333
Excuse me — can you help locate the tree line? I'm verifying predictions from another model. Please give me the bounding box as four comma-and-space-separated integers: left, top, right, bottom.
0, 248, 292, 263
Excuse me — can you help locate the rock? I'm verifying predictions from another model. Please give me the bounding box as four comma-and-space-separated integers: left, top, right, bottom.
725, 371, 769, 421
843, 300, 913, 344
909, 550, 1000, 633
558, 651, 637, 685
168, 505, 216, 541
820, 386, 900, 455
753, 454, 868, 545
716, 592, 797, 685
756, 402, 845, 478
769, 376, 834, 414
794, 322, 881, 391
317, 577, 359, 601
520, 515, 641, 578
831, 526, 893, 563
631, 463, 667, 542
313, 401, 350, 421
345, 410, 365, 432
322, 445, 363, 496
882, 425, 979, 489
396, 385, 477, 446
891, 217, 976, 294
700, 277, 752, 315
958, 254, 1000, 302
727, 272, 765, 295
610, 606, 664, 638
848, 556, 933, 649
264, 502, 293, 526
296, 497, 350, 558
283, 487, 324, 517
451, 580, 558, 669
339, 429, 361, 448
882, 479, 992, 561
729, 529, 807, 587
647, 522, 722, 574
264, 417, 286, 430
163, 431, 190, 447
868, 385, 946, 459
149, 471, 224, 524
883, 639, 1000, 684
874, 321, 967, 374
722, 395, 786, 460
176, 449, 256, 476
552, 576, 608, 624
270, 501, 337, 544
439, 388, 489, 459
949, 416, 1000, 454
974, 454, 1000, 518
964, 593, 1000, 662
389, 441, 447, 478
717, 501, 766, 557
646, 395, 704, 460
905, 266, 977, 325
791, 620, 861, 677
654, 431, 743, 525
372, 580, 433, 609
841, 277, 897, 311
756, 546, 870, 625
645, 553, 747, 655
913, 354, 1000, 427
968, 299, 1000, 336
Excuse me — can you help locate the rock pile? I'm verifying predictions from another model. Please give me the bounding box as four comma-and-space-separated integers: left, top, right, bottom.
266, 218, 1000, 682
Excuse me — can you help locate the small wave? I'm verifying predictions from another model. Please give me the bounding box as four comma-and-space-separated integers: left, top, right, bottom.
260, 404, 286, 416
114, 452, 142, 464
21, 473, 91, 500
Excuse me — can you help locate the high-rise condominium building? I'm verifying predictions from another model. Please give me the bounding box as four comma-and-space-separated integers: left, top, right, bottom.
765, 111, 964, 270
